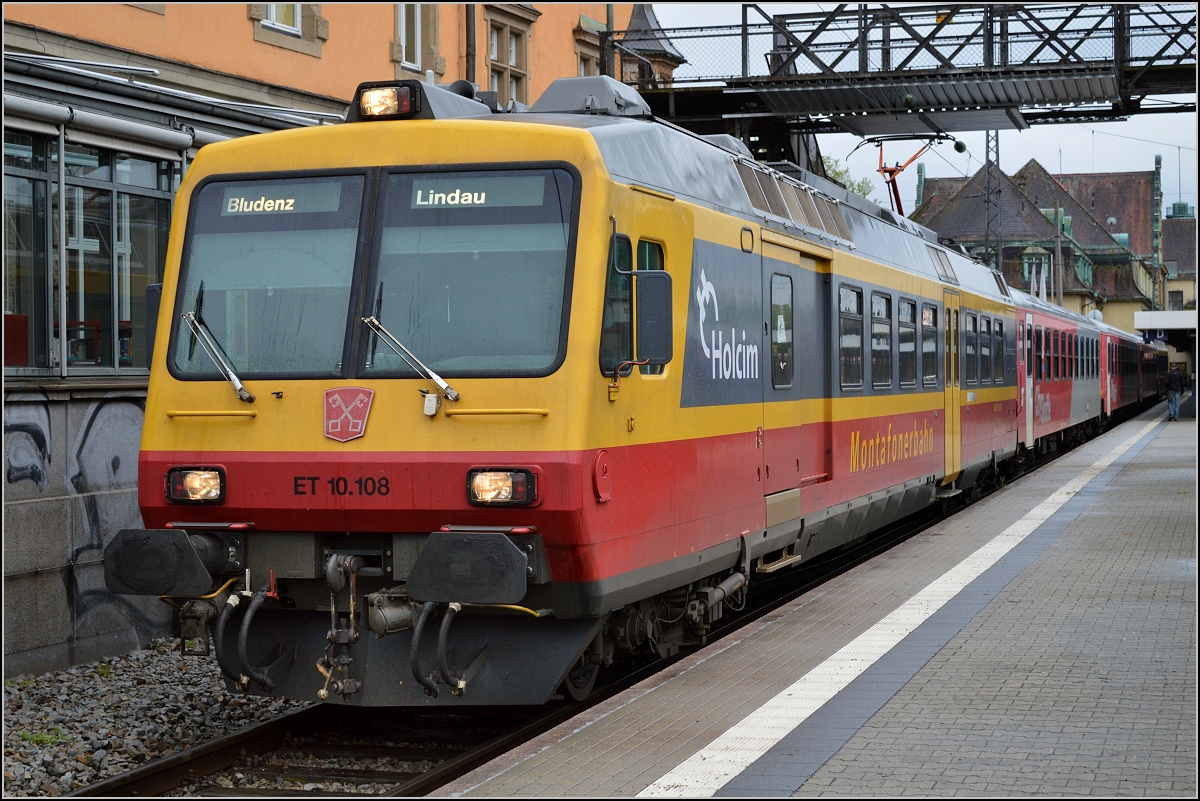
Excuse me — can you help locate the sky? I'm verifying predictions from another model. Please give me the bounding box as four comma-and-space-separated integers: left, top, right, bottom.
648, 3, 1197, 217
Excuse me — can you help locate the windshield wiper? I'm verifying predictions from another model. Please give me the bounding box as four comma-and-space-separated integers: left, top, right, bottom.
362, 315, 459, 401
182, 289, 255, 403
365, 282, 383, 369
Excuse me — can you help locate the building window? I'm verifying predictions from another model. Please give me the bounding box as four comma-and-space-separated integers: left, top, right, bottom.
921, 304, 938, 385
871, 292, 892, 389
1022, 249, 1048, 289
771, 274, 793, 388
1169, 290, 1184, 310
839, 285, 863, 390
262, 4, 302, 35
485, 5, 537, 106
574, 15, 603, 77
4, 130, 174, 374
397, 4, 421, 71
251, 3, 327, 57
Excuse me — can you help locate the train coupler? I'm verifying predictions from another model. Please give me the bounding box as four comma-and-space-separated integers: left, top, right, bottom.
316, 654, 359, 700
178, 598, 218, 656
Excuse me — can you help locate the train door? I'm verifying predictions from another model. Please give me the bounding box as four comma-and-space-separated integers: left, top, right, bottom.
761, 235, 828, 500
942, 290, 961, 484
1104, 337, 1112, 415
1024, 312, 1034, 444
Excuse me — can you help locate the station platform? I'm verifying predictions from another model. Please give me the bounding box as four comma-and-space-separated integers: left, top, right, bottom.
443, 400, 1197, 798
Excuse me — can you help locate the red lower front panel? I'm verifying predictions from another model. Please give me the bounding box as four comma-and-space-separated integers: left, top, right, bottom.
142, 406, 966, 589
140, 436, 766, 587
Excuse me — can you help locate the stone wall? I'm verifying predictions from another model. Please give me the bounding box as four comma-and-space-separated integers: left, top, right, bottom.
3, 383, 172, 678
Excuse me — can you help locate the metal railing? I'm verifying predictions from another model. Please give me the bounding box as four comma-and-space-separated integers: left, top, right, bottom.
604, 4, 1195, 87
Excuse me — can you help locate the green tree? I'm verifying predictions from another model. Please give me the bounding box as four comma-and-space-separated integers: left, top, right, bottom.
822, 156, 876, 201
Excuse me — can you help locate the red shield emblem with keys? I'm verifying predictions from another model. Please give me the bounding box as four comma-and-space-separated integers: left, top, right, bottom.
324, 387, 374, 442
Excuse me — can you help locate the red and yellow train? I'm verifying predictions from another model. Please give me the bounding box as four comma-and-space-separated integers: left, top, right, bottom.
104, 76, 1166, 705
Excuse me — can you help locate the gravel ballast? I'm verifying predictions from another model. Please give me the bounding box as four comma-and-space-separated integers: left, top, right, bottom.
3, 639, 310, 796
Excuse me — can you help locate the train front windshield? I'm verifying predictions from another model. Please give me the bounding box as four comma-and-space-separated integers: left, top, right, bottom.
364, 169, 574, 376
170, 168, 575, 379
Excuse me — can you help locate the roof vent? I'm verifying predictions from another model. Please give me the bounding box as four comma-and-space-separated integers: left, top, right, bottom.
530, 76, 653, 117
702, 134, 753, 158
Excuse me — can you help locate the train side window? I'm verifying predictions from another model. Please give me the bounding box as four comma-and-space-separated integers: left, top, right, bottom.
898, 299, 916, 388
964, 312, 977, 385
871, 293, 892, 389
1036, 326, 1044, 381
1017, 322, 1023, 364
921, 305, 938, 386
994, 321, 1005, 383
953, 309, 960, 386
1071, 332, 1077, 378
770, 273, 793, 388
838, 285, 863, 390
599, 234, 633, 376
1056, 330, 1063, 380
944, 306, 952, 388
980, 317, 992, 384
637, 240, 666, 375
1052, 330, 1057, 379
1025, 323, 1033, 377
1066, 331, 1072, 379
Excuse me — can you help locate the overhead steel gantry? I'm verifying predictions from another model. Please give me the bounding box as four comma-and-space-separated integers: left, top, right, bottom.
602, 3, 1196, 168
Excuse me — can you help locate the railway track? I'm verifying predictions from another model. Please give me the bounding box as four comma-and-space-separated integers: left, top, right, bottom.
70, 429, 1093, 798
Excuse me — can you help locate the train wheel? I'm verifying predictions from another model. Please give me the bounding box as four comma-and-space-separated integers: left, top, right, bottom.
560, 651, 599, 701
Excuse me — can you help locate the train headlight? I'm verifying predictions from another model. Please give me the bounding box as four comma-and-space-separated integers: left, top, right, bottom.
467, 469, 535, 506
360, 85, 412, 118
167, 468, 225, 503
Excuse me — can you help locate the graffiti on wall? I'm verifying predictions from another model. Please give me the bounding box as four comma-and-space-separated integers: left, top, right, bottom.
4, 393, 51, 489
4, 393, 173, 655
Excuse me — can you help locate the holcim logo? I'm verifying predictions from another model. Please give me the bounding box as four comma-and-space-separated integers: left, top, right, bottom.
696, 270, 759, 381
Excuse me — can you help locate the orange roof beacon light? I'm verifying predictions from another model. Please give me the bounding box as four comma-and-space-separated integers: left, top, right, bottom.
346, 80, 491, 123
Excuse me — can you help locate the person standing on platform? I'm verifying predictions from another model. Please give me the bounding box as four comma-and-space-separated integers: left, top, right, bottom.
1166, 364, 1185, 421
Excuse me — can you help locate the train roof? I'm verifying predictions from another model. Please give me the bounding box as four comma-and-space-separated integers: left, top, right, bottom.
1010, 290, 1156, 344
351, 77, 1015, 305
1010, 289, 1099, 327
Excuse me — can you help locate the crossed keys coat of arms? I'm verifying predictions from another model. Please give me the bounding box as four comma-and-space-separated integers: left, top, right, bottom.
324, 387, 374, 442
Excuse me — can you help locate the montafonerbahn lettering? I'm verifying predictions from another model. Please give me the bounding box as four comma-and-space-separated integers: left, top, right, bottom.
710, 328, 759, 380
415, 189, 487, 206
849, 419, 936, 473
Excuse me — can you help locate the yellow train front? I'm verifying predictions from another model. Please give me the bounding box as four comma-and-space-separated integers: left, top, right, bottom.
104, 76, 1018, 705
